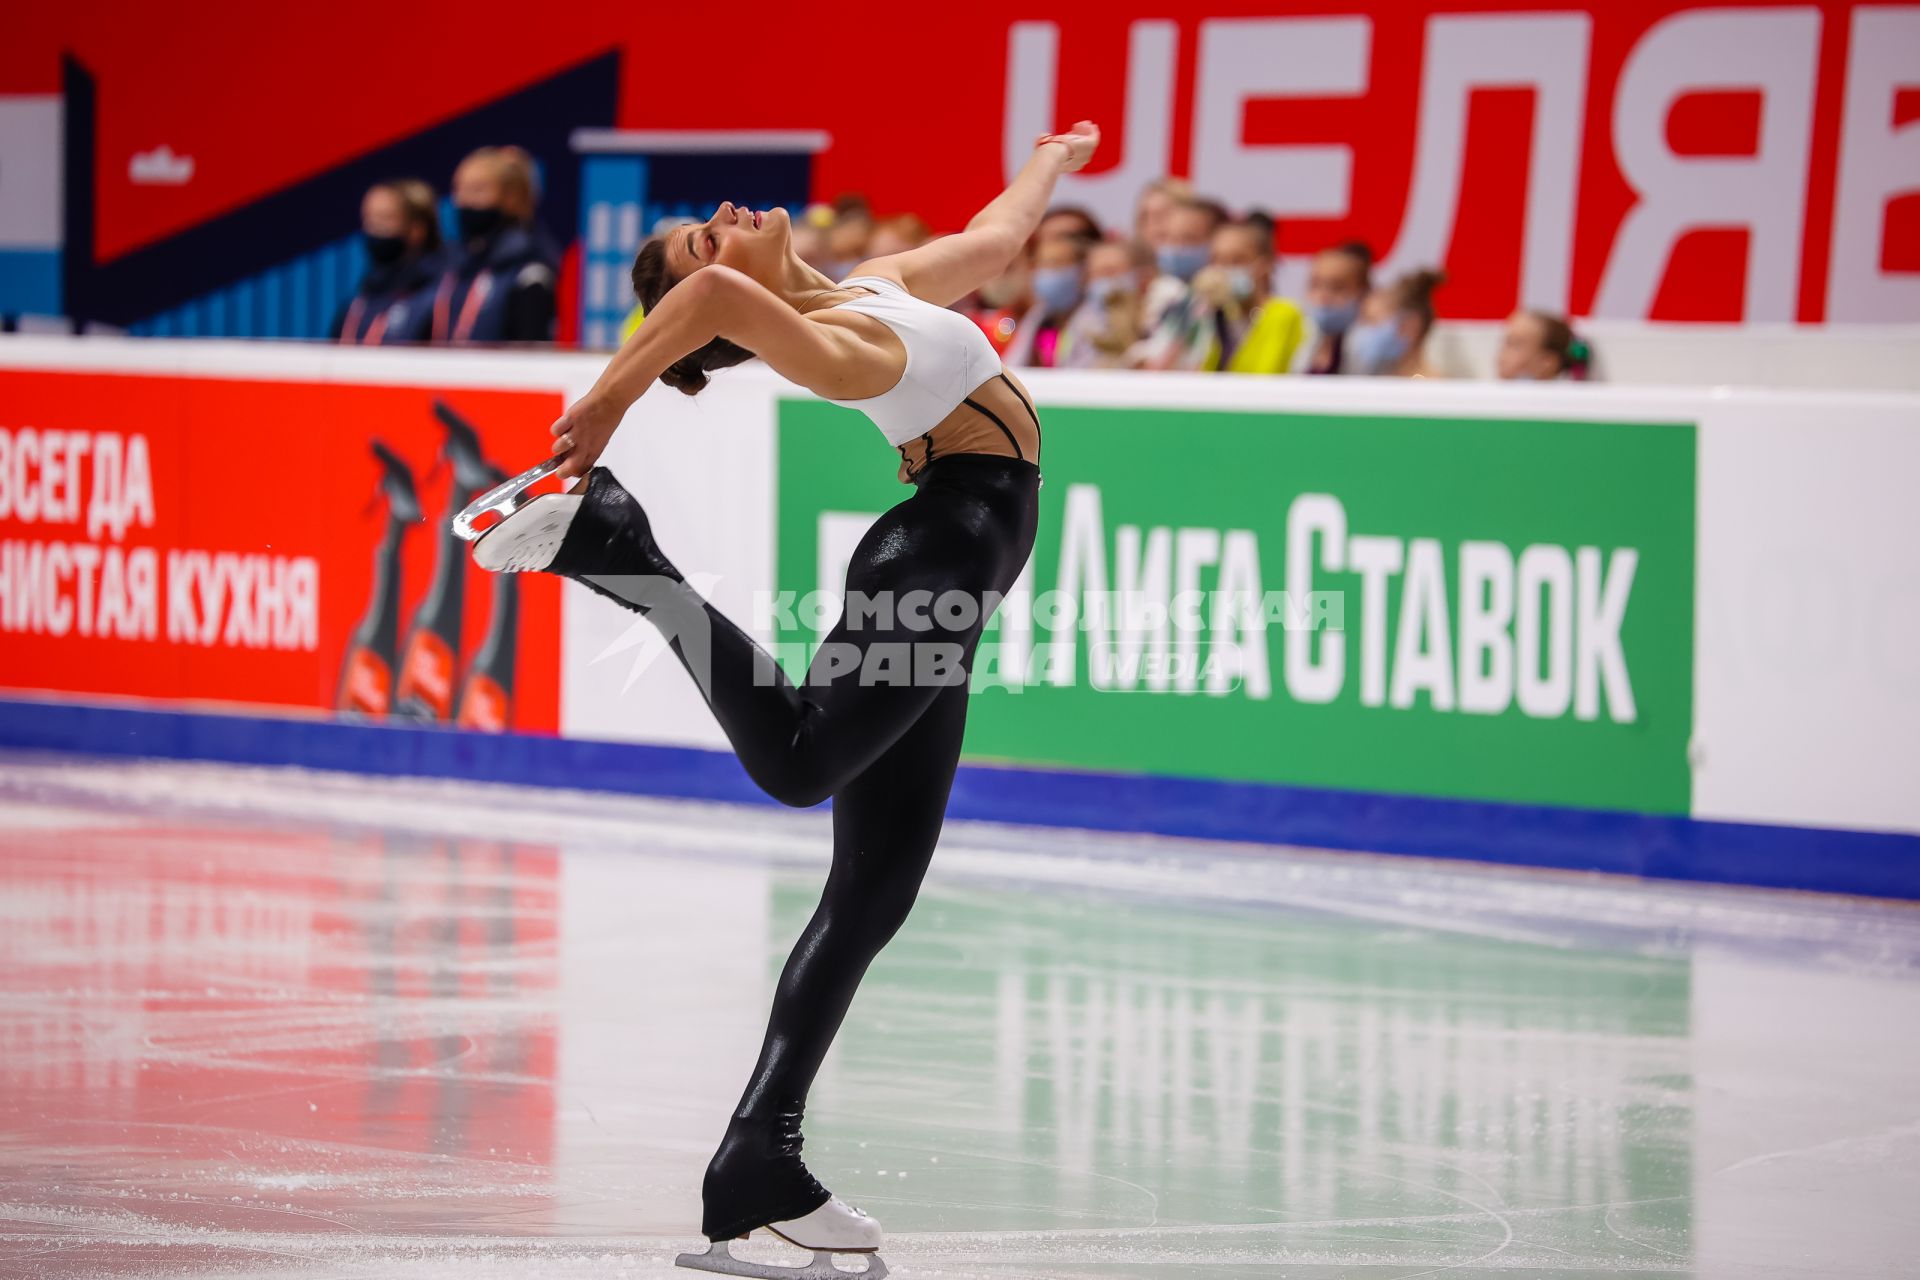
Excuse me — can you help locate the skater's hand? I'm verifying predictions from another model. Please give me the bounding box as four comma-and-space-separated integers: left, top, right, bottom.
549, 394, 624, 487
1037, 120, 1101, 172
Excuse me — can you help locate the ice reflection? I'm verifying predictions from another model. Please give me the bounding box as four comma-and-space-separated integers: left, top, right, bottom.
0, 820, 560, 1261
3, 760, 1917, 1279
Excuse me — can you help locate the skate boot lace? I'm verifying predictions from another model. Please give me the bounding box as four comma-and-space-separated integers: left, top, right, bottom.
771, 1108, 829, 1201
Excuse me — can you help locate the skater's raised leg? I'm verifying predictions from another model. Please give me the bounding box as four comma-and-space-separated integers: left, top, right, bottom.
476, 461, 1033, 809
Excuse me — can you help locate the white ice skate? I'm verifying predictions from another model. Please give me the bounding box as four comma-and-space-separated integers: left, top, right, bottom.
451, 455, 571, 547
675, 1196, 888, 1278
451, 456, 582, 574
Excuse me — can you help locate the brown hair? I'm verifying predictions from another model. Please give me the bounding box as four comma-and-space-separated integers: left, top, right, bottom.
374, 178, 443, 252
1385, 267, 1447, 336
630, 236, 755, 396
1186, 197, 1230, 232
1042, 205, 1103, 241
1325, 240, 1375, 291
1527, 309, 1576, 373
1219, 216, 1275, 259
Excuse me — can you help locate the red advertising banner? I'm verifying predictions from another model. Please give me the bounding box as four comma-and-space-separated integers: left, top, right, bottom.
5, 1, 1916, 323
0, 372, 563, 733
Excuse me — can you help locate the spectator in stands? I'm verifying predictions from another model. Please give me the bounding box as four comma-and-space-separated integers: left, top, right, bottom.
791, 207, 836, 274
1037, 206, 1102, 247
867, 213, 932, 259
1132, 216, 1304, 373
1212, 217, 1305, 374
335, 178, 442, 344
1291, 241, 1373, 374
1497, 309, 1585, 380
1141, 197, 1224, 332
1348, 268, 1447, 377
966, 256, 1032, 356
1060, 239, 1155, 369
821, 194, 874, 279
432, 146, 559, 344
1007, 234, 1090, 368
1134, 178, 1195, 248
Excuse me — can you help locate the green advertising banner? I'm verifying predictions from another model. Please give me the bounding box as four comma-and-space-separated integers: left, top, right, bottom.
776, 400, 1696, 815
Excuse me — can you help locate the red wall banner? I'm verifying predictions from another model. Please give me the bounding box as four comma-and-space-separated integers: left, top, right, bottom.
0, 372, 563, 732
2, 1, 1916, 323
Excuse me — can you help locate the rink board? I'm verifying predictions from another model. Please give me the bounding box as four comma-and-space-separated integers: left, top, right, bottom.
1, 338, 1916, 896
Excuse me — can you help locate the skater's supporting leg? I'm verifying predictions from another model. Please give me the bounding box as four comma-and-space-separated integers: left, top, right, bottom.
701, 678, 970, 1242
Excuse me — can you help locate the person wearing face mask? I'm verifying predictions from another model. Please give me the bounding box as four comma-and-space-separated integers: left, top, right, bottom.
1347, 268, 1447, 378
1215, 218, 1304, 374
1140, 198, 1224, 334
1132, 216, 1302, 373
1005, 234, 1089, 368
1134, 177, 1195, 249
334, 179, 443, 345
431, 146, 561, 345
963, 256, 1031, 355
1496, 309, 1588, 380
1289, 241, 1374, 374
1060, 239, 1153, 369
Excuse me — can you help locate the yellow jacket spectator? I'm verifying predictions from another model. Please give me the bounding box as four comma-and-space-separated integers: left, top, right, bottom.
1133, 216, 1305, 372
1225, 295, 1306, 374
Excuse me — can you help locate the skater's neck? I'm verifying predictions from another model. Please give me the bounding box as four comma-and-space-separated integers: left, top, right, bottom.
769, 255, 838, 309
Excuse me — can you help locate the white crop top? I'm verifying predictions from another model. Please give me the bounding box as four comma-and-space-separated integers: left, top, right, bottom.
821, 275, 1008, 447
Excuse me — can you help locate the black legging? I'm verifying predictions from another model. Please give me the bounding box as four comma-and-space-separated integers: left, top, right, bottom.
571, 452, 1040, 1240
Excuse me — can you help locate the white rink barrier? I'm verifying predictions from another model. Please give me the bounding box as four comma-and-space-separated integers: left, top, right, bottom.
0, 336, 1915, 897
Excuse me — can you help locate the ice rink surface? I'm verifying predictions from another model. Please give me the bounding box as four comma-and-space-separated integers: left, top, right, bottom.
1, 755, 1916, 1280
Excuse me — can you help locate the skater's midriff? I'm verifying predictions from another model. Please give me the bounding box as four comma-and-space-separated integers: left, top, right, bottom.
890, 368, 1041, 484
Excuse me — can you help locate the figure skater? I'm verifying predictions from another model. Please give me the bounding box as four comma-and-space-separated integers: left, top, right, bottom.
461, 121, 1103, 1278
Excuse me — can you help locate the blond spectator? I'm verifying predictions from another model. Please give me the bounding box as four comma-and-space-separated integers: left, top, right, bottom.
1141, 198, 1223, 332
1134, 177, 1195, 248
433, 146, 560, 343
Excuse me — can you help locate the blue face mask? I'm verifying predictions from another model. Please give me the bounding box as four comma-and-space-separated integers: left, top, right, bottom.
1031, 266, 1084, 316
1223, 266, 1257, 303
1312, 298, 1360, 337
1348, 319, 1410, 374
1157, 244, 1209, 282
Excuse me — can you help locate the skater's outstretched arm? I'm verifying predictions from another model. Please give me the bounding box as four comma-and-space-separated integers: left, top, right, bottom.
849, 121, 1102, 308
549, 267, 898, 482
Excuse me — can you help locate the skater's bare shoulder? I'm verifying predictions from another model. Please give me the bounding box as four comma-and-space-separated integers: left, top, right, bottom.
670, 265, 905, 402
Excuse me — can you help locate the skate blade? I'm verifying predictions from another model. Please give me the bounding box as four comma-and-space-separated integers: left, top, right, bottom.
471, 494, 581, 573
674, 1240, 887, 1279
452, 456, 569, 543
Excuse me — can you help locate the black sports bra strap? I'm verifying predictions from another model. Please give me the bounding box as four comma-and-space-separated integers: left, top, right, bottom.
962, 397, 1024, 460
996, 373, 1043, 459
997, 373, 1041, 430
